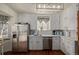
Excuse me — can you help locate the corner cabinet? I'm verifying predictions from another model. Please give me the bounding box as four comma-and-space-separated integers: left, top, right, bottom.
29, 36, 43, 50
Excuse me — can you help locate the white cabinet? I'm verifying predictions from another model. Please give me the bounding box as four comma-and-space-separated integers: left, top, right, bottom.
60, 4, 77, 30
35, 38, 43, 50
0, 40, 12, 55
29, 35, 61, 50
3, 40, 12, 52
29, 36, 43, 50
60, 37, 75, 55
18, 14, 37, 30
52, 36, 60, 50
60, 37, 66, 54
29, 36, 37, 50
51, 14, 60, 30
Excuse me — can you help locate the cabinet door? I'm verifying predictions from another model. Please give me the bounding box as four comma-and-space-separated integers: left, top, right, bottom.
29, 40, 32, 50
53, 36, 60, 50
35, 36, 43, 50
29, 36, 40, 50
51, 14, 60, 30
29, 36, 43, 50
3, 40, 12, 52
29, 36, 37, 50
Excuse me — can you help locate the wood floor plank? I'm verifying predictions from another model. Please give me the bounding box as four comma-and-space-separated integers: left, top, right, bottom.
4, 50, 65, 55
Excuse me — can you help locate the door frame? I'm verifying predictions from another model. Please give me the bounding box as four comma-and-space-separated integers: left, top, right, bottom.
77, 11, 79, 54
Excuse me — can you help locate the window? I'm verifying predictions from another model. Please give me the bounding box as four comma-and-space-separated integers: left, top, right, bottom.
37, 16, 50, 31
0, 15, 9, 36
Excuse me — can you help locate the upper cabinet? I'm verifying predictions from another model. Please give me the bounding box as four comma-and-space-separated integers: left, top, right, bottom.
18, 14, 37, 30
51, 13, 60, 30
60, 4, 77, 30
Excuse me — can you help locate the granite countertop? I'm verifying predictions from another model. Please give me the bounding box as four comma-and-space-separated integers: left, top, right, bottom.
41, 35, 60, 37
29, 35, 60, 37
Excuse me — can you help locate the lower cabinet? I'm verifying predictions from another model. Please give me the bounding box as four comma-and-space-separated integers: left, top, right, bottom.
3, 40, 12, 52
0, 40, 12, 55
29, 35, 60, 50
29, 36, 43, 50
60, 37, 75, 55
52, 36, 60, 50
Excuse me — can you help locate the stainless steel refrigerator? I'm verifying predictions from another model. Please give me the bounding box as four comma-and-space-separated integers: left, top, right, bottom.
12, 23, 30, 52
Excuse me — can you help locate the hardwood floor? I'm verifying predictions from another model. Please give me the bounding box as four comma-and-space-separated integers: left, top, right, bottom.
4, 50, 65, 55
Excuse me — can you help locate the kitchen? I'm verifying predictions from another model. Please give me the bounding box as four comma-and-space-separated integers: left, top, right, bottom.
0, 3, 78, 55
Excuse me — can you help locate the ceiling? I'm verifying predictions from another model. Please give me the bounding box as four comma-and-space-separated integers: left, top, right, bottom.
6, 3, 73, 14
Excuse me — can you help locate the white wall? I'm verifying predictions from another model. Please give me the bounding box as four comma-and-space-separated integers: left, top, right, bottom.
18, 12, 61, 30
0, 4, 17, 31
18, 13, 37, 30
0, 4, 17, 51
60, 4, 78, 55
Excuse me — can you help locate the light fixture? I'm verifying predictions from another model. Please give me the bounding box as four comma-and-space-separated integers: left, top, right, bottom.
36, 3, 64, 10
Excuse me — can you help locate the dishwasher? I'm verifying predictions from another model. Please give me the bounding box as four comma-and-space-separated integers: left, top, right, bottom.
43, 37, 52, 50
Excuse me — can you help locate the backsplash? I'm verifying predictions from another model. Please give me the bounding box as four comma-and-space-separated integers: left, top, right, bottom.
30, 30, 35, 35
30, 30, 64, 36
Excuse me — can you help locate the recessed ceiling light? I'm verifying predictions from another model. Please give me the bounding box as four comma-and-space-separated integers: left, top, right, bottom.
57, 5, 61, 8
52, 5, 56, 8
38, 4, 41, 8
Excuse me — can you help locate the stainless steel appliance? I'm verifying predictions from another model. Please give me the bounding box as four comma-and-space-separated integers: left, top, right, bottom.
43, 37, 52, 50
12, 23, 30, 52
